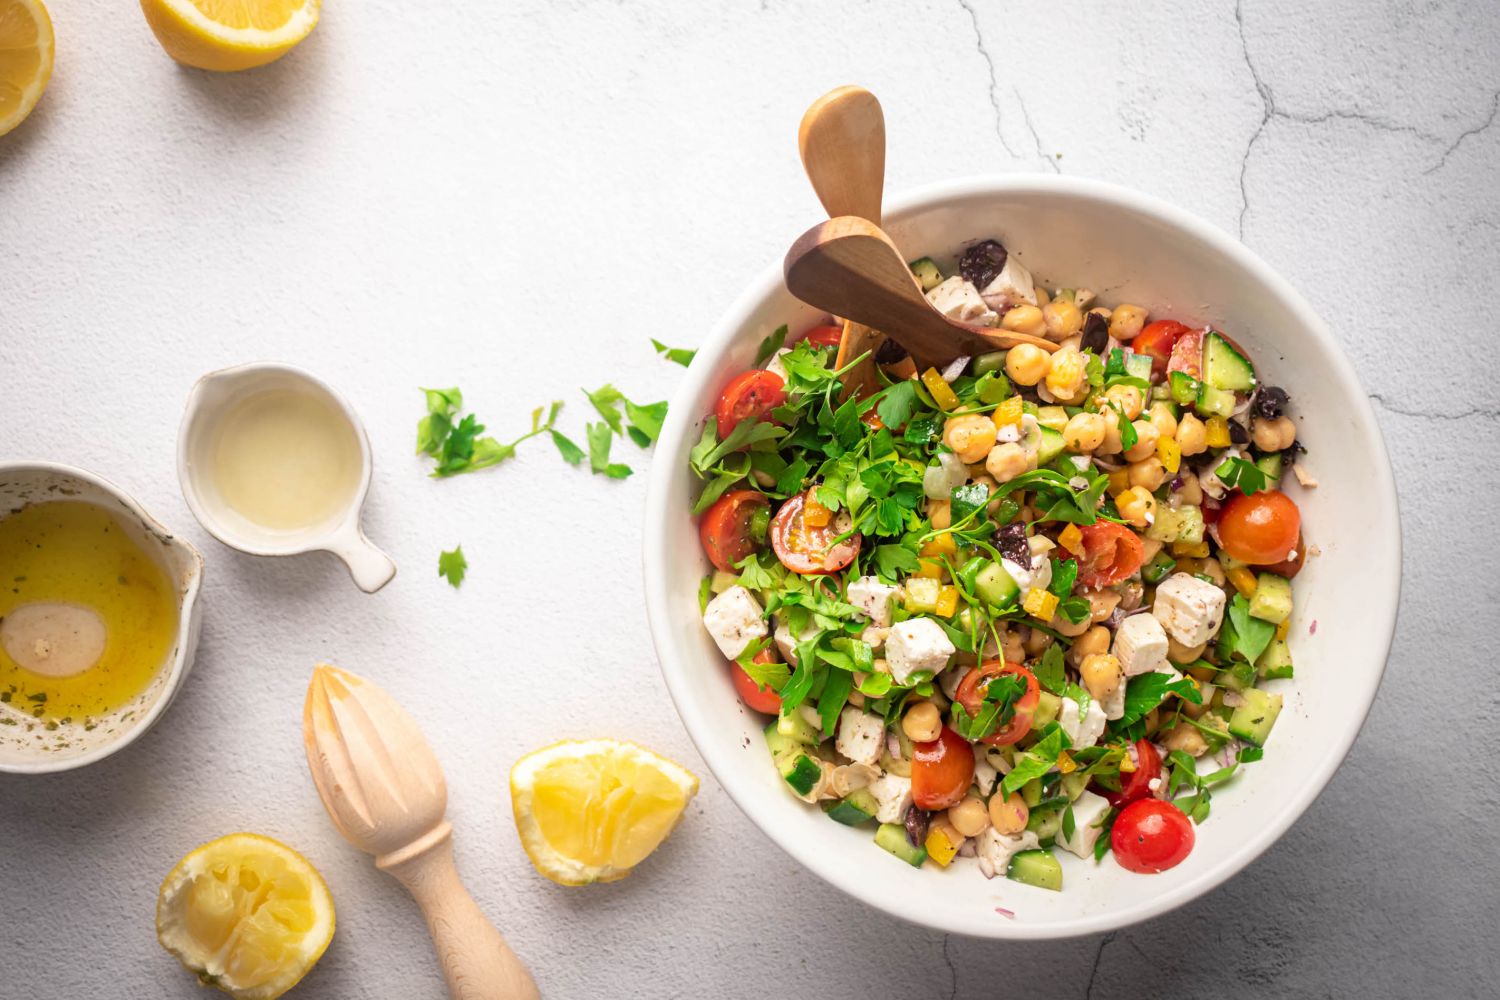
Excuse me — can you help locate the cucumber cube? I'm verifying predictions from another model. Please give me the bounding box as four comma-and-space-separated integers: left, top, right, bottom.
1227, 688, 1283, 747
777, 752, 823, 796
823, 788, 879, 826
1249, 573, 1293, 625
875, 822, 927, 867
1007, 849, 1063, 891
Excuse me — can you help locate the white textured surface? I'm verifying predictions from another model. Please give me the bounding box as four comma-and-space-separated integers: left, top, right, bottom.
0, 0, 1495, 996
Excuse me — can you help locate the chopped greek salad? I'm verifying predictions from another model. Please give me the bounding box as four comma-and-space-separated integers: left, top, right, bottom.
691, 237, 1310, 890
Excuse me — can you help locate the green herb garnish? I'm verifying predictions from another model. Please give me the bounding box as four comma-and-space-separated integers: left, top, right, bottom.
438, 546, 467, 588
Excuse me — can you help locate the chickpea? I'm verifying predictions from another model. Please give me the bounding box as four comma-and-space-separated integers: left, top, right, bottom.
1052, 612, 1092, 638
988, 791, 1030, 835
928, 498, 952, 530
949, 796, 991, 838
1140, 536, 1165, 563
1087, 589, 1122, 624
1042, 300, 1083, 340
1128, 456, 1167, 491
1252, 415, 1296, 452
1197, 557, 1226, 587
1096, 407, 1124, 456
1005, 343, 1051, 387
1022, 626, 1054, 656
985, 442, 1031, 484
1000, 305, 1046, 338
1108, 304, 1148, 340
1001, 628, 1025, 663
1147, 401, 1178, 441
1167, 637, 1207, 664
847, 690, 866, 709
1067, 625, 1111, 666
1079, 652, 1122, 702
1181, 680, 1214, 719
1063, 412, 1107, 453
1090, 306, 1113, 322
1116, 486, 1156, 528
1123, 421, 1160, 462
1033, 286, 1051, 307
1176, 412, 1208, 456
1161, 721, 1210, 757
1176, 475, 1204, 506
1045, 346, 1086, 398
902, 701, 942, 743
1143, 708, 1163, 736
944, 413, 998, 464
1103, 384, 1145, 421
1117, 578, 1144, 611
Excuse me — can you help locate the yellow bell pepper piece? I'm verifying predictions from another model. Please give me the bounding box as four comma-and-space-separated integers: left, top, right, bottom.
921, 368, 961, 411
1205, 416, 1231, 448
1023, 587, 1058, 620
1119, 751, 1136, 774
920, 533, 957, 558
992, 395, 1024, 429
1157, 435, 1182, 475
1107, 468, 1131, 497
1227, 566, 1258, 598
1275, 617, 1290, 641
1058, 523, 1084, 556
1056, 750, 1076, 774
1172, 540, 1210, 559
934, 585, 960, 618
925, 826, 959, 868
915, 558, 947, 581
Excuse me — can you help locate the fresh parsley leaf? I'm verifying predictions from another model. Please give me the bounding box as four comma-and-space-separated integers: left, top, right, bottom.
1034, 642, 1067, 695
690, 420, 786, 474
550, 429, 585, 465
1115, 404, 1138, 451
1093, 808, 1119, 860
1224, 593, 1275, 663
1104, 349, 1128, 378
1062, 803, 1077, 841
736, 638, 788, 690
734, 552, 782, 591
586, 421, 632, 479
874, 542, 921, 580
904, 414, 941, 446
1216, 456, 1269, 495
437, 546, 467, 588
1116, 671, 1203, 728
624, 398, 669, 447
651, 339, 697, 367
874, 380, 919, 430
418, 390, 564, 478
1002, 724, 1073, 795
754, 325, 789, 366
584, 384, 625, 435
1049, 558, 1078, 598
950, 482, 991, 525
817, 667, 854, 736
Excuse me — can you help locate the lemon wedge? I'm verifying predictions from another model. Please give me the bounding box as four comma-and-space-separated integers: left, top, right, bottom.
510, 739, 699, 885
0, 0, 54, 137
139, 0, 319, 72
156, 833, 335, 1000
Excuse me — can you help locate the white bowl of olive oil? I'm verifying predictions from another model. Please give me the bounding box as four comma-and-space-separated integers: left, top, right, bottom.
177, 362, 396, 593
0, 462, 204, 773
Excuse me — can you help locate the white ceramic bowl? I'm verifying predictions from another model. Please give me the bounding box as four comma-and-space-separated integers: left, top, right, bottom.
644, 176, 1400, 939
0, 462, 204, 774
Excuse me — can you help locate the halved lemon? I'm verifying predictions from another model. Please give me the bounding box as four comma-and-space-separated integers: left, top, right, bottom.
156, 833, 335, 1000
0, 0, 54, 137
510, 739, 699, 885
139, 0, 320, 72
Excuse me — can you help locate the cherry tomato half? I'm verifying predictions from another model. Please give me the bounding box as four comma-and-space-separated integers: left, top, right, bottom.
1166, 326, 1204, 380
804, 324, 844, 349
1114, 739, 1162, 806
731, 649, 782, 714
769, 491, 861, 574
1262, 532, 1306, 579
1132, 320, 1189, 381
715, 369, 787, 438
911, 726, 976, 810
699, 489, 770, 573
954, 662, 1040, 747
1111, 799, 1195, 874
1074, 522, 1146, 588
1218, 490, 1302, 566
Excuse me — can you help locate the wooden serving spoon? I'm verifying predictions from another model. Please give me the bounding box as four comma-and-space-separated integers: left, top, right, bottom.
784, 216, 1059, 370
798, 86, 888, 396
304, 665, 540, 1000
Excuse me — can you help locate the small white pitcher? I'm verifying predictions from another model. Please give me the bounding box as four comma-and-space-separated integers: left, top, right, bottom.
177, 362, 397, 593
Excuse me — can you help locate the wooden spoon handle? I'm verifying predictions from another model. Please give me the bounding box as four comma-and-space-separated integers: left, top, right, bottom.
382, 830, 540, 1000
798, 86, 885, 221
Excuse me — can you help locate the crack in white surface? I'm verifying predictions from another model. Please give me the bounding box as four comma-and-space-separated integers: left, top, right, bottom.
1235, 0, 1273, 240
1425, 88, 1500, 175
956, 0, 1057, 171
1370, 393, 1500, 421
1015, 84, 1060, 173
942, 933, 957, 1000
1083, 932, 1117, 999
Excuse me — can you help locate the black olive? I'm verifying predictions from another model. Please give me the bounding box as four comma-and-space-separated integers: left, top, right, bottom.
993, 523, 1030, 567
905, 805, 931, 848
1281, 439, 1305, 466
875, 336, 909, 365
1080, 312, 1109, 355
1252, 386, 1289, 420
1228, 420, 1250, 445
959, 239, 1008, 289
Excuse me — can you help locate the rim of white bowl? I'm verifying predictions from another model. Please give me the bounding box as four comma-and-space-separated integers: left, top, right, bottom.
0, 460, 204, 774
643, 173, 1401, 939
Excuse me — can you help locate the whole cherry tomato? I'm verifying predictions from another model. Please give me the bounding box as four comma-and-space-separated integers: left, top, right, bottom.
1114, 739, 1162, 806
1074, 522, 1146, 588
699, 489, 770, 573
804, 324, 844, 349
912, 726, 976, 810
715, 369, 787, 438
769, 491, 861, 574
1132, 320, 1190, 380
1111, 799, 1195, 874
1218, 490, 1302, 565
953, 662, 1040, 746
730, 649, 782, 714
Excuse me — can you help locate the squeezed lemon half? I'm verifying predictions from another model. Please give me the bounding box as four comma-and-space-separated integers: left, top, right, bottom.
510, 739, 699, 885
139, 0, 320, 72
0, 0, 54, 137
156, 833, 335, 1000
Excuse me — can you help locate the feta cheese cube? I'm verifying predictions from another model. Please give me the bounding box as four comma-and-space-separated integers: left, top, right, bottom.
973, 754, 999, 797
846, 576, 901, 627
926, 276, 999, 327
884, 618, 956, 684
702, 586, 767, 659
1153, 572, 1228, 647
869, 773, 913, 823
1114, 612, 1170, 677
1001, 552, 1052, 595
937, 664, 966, 701
835, 707, 886, 766
1058, 696, 1108, 750
773, 618, 818, 665
975, 829, 1040, 879
1099, 680, 1125, 720
979, 255, 1038, 312
1056, 789, 1112, 859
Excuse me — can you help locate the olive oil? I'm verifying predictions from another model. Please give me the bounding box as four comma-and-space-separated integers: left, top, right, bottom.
0, 502, 178, 721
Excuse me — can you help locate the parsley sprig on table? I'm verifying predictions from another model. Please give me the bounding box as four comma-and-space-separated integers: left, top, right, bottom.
416, 389, 563, 477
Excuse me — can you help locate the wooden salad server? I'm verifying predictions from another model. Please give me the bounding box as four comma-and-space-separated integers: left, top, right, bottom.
783, 215, 1058, 371
304, 664, 540, 1000
797, 85, 889, 397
